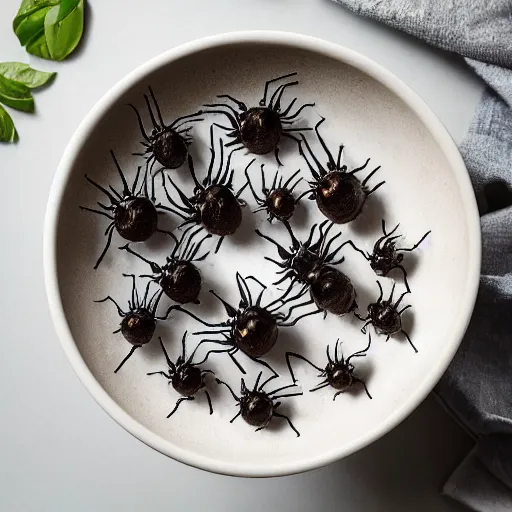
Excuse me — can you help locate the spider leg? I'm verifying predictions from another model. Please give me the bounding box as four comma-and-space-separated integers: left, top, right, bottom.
94, 295, 125, 316
281, 102, 315, 122
310, 380, 329, 393
268, 382, 300, 396
169, 110, 205, 129
79, 206, 114, 221
236, 272, 251, 309
402, 330, 418, 353
366, 180, 385, 196
336, 144, 344, 170
167, 396, 195, 418
398, 230, 432, 252
245, 354, 278, 377
173, 306, 227, 328
260, 72, 297, 106
158, 336, 176, 371
244, 159, 263, 203
340, 239, 368, 260
230, 410, 242, 423
359, 321, 371, 334
255, 229, 292, 260
114, 345, 140, 373
282, 169, 301, 191
214, 236, 225, 254
259, 374, 279, 391
204, 390, 213, 415
354, 377, 372, 399
279, 302, 323, 327
84, 175, 118, 204
350, 158, 370, 175
270, 81, 298, 111
397, 265, 411, 293
215, 378, 240, 402
361, 164, 382, 187
376, 280, 384, 302
155, 304, 180, 321
128, 103, 150, 141
274, 147, 283, 167
298, 136, 322, 180
273, 411, 300, 437
346, 333, 372, 365
92, 223, 115, 269
164, 174, 194, 210
398, 304, 412, 315
285, 352, 323, 383
147, 371, 172, 379
394, 289, 410, 308
119, 244, 161, 274
280, 97, 297, 117
216, 94, 247, 111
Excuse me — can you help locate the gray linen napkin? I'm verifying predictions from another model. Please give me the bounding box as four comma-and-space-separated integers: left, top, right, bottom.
332, 1, 512, 510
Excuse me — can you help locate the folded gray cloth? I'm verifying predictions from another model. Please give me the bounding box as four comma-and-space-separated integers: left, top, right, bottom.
332, 1, 512, 511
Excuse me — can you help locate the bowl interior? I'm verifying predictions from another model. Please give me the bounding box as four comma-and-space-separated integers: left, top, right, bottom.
52, 38, 477, 476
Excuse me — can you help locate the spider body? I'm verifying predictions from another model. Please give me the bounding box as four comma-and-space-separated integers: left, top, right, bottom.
356, 281, 417, 352
256, 220, 357, 316
348, 219, 431, 292
96, 275, 178, 372
204, 72, 314, 165
176, 273, 320, 375
80, 151, 173, 268
161, 126, 247, 252
245, 161, 309, 223
300, 118, 385, 224
286, 336, 372, 400
216, 372, 302, 436
130, 86, 203, 171
147, 334, 214, 417
120, 224, 211, 304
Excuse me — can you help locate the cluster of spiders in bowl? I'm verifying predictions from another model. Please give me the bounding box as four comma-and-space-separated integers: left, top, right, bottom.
82, 73, 431, 438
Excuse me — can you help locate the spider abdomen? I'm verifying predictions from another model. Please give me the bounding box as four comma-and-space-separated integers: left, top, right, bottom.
267, 188, 296, 221
309, 265, 356, 315
172, 365, 203, 396
235, 306, 278, 357
371, 303, 402, 335
200, 185, 242, 236
115, 197, 158, 241
327, 367, 353, 391
316, 172, 366, 224
152, 129, 189, 169
240, 107, 282, 155
120, 309, 156, 345
160, 262, 201, 304
240, 392, 274, 427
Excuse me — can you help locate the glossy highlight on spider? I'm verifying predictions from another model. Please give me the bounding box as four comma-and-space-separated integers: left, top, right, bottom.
300, 118, 385, 224
147, 334, 215, 417
216, 372, 302, 436
203, 72, 314, 164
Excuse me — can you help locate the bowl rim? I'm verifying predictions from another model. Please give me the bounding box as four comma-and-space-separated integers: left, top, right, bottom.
43, 30, 481, 478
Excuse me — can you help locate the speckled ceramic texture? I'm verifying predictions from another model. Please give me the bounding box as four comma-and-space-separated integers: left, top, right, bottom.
44, 32, 480, 477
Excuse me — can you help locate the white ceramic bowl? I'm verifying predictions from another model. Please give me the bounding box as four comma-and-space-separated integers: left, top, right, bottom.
44, 31, 480, 477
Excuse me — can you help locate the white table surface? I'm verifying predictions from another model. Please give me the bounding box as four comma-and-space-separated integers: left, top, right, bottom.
1, 1, 484, 510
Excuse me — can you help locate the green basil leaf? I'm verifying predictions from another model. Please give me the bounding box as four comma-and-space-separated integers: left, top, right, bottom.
13, 1, 57, 46
45, 0, 84, 61
0, 104, 18, 143
0, 63, 56, 89
13, 0, 84, 62
0, 75, 34, 113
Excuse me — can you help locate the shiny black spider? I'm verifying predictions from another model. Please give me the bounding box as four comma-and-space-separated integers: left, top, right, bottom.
300, 118, 385, 224
286, 335, 372, 400
130, 86, 203, 172
216, 372, 302, 437
119, 224, 211, 305
96, 275, 178, 373
176, 272, 321, 375
147, 334, 215, 417
160, 126, 247, 253
355, 281, 417, 352
80, 151, 172, 269
245, 160, 309, 223
256, 220, 357, 317
204, 72, 314, 165
348, 219, 431, 292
